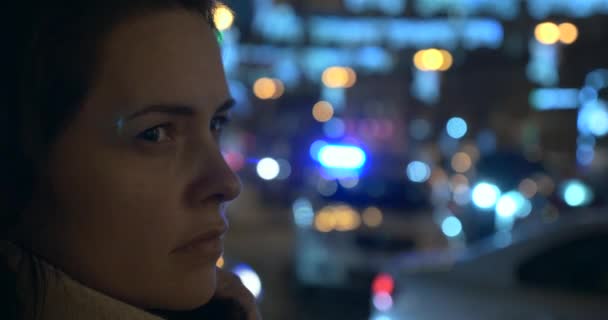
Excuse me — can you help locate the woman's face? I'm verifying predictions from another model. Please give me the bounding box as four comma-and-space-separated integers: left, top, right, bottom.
24, 9, 241, 310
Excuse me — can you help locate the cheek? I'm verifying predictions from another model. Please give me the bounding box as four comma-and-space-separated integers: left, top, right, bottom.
49, 148, 185, 258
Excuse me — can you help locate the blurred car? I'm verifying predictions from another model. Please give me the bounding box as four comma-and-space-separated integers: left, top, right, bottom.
370, 212, 608, 320
291, 173, 447, 292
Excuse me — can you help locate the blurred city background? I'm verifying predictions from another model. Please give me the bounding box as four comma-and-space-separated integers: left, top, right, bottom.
211, 1, 608, 319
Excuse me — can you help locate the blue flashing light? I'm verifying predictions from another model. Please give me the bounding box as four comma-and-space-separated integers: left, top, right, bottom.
441, 216, 463, 238
472, 182, 501, 210
585, 69, 608, 90
562, 180, 593, 207
318, 145, 367, 170
406, 161, 431, 183
530, 88, 580, 111
446, 117, 468, 139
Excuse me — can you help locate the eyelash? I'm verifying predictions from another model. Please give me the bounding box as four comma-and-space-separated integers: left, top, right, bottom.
136, 116, 231, 144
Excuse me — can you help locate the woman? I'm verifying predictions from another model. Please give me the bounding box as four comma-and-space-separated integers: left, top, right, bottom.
0, 0, 260, 319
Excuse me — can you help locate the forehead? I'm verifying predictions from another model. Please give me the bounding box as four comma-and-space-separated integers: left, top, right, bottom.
93, 9, 228, 113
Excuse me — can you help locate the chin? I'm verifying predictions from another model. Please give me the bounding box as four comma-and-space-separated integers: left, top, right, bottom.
161, 265, 218, 310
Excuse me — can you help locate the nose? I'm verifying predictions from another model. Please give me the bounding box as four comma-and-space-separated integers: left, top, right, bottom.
187, 147, 242, 206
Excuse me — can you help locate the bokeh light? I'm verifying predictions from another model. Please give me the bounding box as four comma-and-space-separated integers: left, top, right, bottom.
372, 293, 393, 312
372, 273, 395, 295
216, 256, 225, 268
309, 140, 328, 161
253, 77, 285, 100
562, 180, 593, 207
414, 49, 445, 71
232, 264, 263, 299
519, 178, 538, 198
276, 159, 292, 180
322, 66, 357, 88
317, 178, 338, 197
406, 161, 432, 183
453, 185, 471, 206
256, 158, 280, 180
314, 208, 336, 232
339, 176, 360, 189
472, 182, 501, 210
312, 101, 335, 122
362, 206, 383, 228
535, 22, 560, 45
318, 145, 367, 169
451, 152, 473, 173
213, 3, 235, 31
439, 49, 453, 71
450, 174, 469, 190
333, 205, 361, 231
535, 174, 556, 196
446, 117, 468, 139
496, 191, 531, 218
292, 198, 314, 228
323, 118, 346, 138
441, 216, 463, 238
558, 22, 578, 44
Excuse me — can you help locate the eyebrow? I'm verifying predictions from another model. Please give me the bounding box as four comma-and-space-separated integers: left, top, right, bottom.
125, 98, 236, 121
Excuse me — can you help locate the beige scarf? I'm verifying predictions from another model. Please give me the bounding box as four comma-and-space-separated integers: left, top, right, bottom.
0, 241, 165, 320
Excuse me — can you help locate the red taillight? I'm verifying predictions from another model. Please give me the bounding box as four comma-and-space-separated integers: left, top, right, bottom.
372, 273, 394, 295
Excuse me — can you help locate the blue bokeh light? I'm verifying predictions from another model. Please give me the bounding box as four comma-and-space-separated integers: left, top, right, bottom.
406, 161, 431, 183
292, 198, 314, 228
496, 191, 532, 218
446, 117, 468, 139
309, 140, 328, 161
562, 180, 593, 207
323, 118, 346, 138
530, 88, 579, 111
232, 264, 263, 299
441, 216, 463, 238
578, 100, 608, 137
318, 145, 367, 169
472, 182, 501, 210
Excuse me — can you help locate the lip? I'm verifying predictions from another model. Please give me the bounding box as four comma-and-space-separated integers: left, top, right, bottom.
172, 226, 227, 254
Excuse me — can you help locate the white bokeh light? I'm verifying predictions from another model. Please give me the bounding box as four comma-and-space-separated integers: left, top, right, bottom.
256, 158, 280, 180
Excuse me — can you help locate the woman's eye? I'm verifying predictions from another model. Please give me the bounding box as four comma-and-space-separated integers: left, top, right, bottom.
211, 116, 231, 134
136, 124, 174, 143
